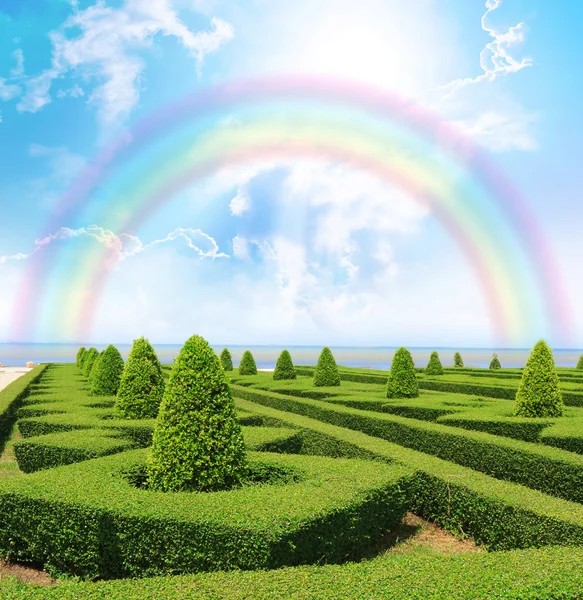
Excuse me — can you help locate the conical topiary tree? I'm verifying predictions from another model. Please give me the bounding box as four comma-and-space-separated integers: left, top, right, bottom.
88, 351, 103, 387
454, 352, 464, 368
220, 348, 233, 372
313, 347, 341, 387
90, 344, 125, 396
577, 355, 583, 370
76, 347, 87, 367
425, 351, 443, 376
273, 349, 296, 380
490, 353, 502, 369
386, 347, 419, 398
116, 337, 165, 419
82, 348, 99, 378
514, 340, 563, 418
148, 334, 247, 492
239, 350, 258, 375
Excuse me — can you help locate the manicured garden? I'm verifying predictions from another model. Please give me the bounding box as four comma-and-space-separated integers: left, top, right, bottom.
2, 341, 583, 597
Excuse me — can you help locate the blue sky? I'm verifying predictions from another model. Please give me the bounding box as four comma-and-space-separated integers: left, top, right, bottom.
0, 0, 582, 348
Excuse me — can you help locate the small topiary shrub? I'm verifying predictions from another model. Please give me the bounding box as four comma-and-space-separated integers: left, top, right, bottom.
454, 352, 464, 368
313, 347, 341, 387
425, 351, 443, 376
490, 353, 502, 369
82, 348, 99, 379
577, 355, 583, 370
76, 347, 87, 367
90, 344, 125, 396
88, 351, 103, 387
273, 350, 296, 380
148, 334, 247, 492
239, 350, 258, 375
386, 347, 419, 398
116, 338, 165, 419
220, 348, 233, 371
514, 340, 564, 418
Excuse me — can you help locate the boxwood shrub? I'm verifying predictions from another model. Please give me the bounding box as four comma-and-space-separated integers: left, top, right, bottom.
90, 345, 124, 396
273, 350, 297, 381
239, 350, 258, 375
386, 347, 418, 399
220, 348, 234, 372
148, 334, 247, 492
313, 348, 340, 387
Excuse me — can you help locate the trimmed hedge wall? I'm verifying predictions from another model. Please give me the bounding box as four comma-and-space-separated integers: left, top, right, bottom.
0, 449, 411, 578
231, 385, 583, 504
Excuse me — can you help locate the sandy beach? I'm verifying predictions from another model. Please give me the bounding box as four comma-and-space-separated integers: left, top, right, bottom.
0, 368, 31, 392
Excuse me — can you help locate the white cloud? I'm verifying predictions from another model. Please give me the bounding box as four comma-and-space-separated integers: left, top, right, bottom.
15, 0, 234, 126
423, 0, 538, 153
452, 111, 539, 152
0, 78, 21, 101
232, 235, 249, 259
10, 49, 25, 79
439, 0, 532, 99
229, 186, 251, 216
0, 224, 227, 267
56, 84, 85, 99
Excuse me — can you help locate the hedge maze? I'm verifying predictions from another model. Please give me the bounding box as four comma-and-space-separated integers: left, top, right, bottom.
4, 345, 583, 598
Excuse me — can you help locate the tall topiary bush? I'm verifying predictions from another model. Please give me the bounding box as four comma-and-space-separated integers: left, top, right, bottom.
454, 352, 464, 368
490, 353, 502, 369
273, 349, 296, 380
577, 355, 583, 370
239, 350, 258, 375
116, 337, 165, 419
76, 347, 87, 367
90, 344, 124, 396
425, 351, 443, 376
88, 351, 103, 387
386, 347, 419, 398
82, 348, 99, 378
514, 340, 563, 418
313, 347, 341, 387
220, 348, 233, 371
148, 334, 247, 492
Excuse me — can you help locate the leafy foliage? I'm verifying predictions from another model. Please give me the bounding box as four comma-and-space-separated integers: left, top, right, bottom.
239, 350, 258, 375
76, 347, 87, 367
273, 350, 297, 380
386, 347, 419, 398
148, 334, 247, 492
454, 352, 464, 368
514, 340, 564, 418
490, 354, 502, 369
220, 348, 233, 371
425, 351, 444, 376
82, 348, 100, 379
577, 355, 583, 370
313, 347, 341, 387
116, 338, 165, 419
90, 345, 125, 396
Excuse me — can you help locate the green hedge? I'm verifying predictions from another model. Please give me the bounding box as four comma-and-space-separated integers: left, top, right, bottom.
9, 546, 583, 599
231, 385, 583, 504
0, 449, 411, 579
0, 364, 49, 450
231, 397, 583, 551
14, 429, 137, 473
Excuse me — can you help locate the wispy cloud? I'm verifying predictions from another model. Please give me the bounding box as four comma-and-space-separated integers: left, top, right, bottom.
439, 0, 532, 99
13, 0, 234, 126
0, 224, 228, 266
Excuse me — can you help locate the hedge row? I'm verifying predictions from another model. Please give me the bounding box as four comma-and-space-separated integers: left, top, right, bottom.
8, 547, 583, 599
0, 449, 411, 578
231, 385, 583, 504
233, 397, 583, 550
0, 364, 49, 450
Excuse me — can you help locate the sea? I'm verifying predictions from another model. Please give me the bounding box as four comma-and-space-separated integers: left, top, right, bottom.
1, 344, 582, 369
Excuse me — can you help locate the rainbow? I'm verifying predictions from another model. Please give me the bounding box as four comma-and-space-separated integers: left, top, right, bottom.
12, 77, 572, 345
